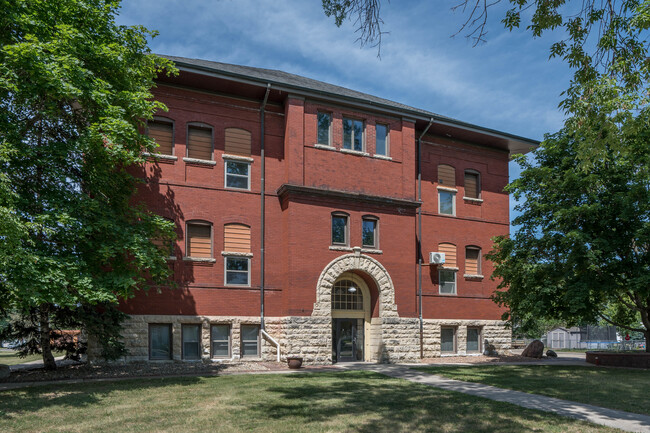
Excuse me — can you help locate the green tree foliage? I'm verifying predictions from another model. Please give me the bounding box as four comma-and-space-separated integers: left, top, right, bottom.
0, 0, 176, 368
488, 109, 650, 350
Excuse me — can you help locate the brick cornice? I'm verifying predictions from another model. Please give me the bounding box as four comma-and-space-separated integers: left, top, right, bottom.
276, 184, 420, 208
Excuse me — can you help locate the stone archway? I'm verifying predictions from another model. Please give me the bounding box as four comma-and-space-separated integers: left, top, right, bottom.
313, 247, 398, 318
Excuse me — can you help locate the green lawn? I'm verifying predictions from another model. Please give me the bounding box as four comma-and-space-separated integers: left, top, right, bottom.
0, 371, 619, 432
0, 350, 62, 366
414, 365, 650, 416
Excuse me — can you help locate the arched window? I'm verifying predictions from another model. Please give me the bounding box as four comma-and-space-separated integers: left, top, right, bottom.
225, 128, 252, 156
332, 279, 363, 310
186, 220, 212, 258
147, 117, 174, 155
438, 243, 457, 295
464, 170, 481, 199
187, 123, 213, 161
438, 164, 456, 187
465, 246, 481, 276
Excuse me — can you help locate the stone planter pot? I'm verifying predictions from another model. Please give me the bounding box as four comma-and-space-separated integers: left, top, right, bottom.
287, 357, 303, 369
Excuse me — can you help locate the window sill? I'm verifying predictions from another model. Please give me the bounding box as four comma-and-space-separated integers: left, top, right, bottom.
437, 186, 458, 192
340, 148, 370, 157
361, 248, 382, 254
143, 152, 178, 161
314, 143, 336, 151
167, 256, 177, 261
182, 257, 217, 263
221, 251, 253, 257
440, 353, 458, 357
329, 245, 352, 252
372, 154, 392, 160
438, 292, 457, 296
464, 274, 484, 280
183, 157, 216, 166
441, 266, 459, 271
222, 154, 254, 163
463, 197, 483, 203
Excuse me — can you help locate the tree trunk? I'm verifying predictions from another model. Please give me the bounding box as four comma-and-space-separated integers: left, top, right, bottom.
39, 304, 57, 370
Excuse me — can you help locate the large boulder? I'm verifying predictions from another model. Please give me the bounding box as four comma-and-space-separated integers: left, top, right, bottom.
521, 340, 545, 358
0, 364, 10, 379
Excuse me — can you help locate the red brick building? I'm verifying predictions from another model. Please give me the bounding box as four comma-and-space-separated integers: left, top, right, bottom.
110, 56, 536, 364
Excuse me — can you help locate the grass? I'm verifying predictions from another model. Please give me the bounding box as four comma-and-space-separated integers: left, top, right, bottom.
414, 365, 650, 416
0, 371, 620, 433
0, 350, 63, 366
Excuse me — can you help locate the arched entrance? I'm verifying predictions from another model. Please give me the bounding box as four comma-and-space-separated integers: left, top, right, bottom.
312, 249, 399, 363
331, 273, 370, 362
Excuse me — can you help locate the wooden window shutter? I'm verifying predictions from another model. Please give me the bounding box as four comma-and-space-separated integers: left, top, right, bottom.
225, 128, 252, 156
465, 172, 479, 199
187, 125, 213, 160
224, 224, 251, 253
438, 164, 456, 187
465, 247, 480, 275
439, 243, 457, 268
148, 121, 173, 155
187, 223, 212, 258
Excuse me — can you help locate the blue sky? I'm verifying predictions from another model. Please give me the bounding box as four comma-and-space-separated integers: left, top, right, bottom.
116, 0, 573, 227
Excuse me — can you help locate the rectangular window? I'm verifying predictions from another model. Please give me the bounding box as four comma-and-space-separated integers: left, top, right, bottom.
467, 327, 481, 353
375, 124, 388, 156
465, 247, 481, 275
343, 118, 364, 151
225, 160, 250, 190
149, 324, 172, 360
187, 125, 213, 160
225, 256, 250, 286
465, 171, 480, 199
439, 191, 455, 216
317, 112, 331, 145
182, 324, 201, 360
187, 223, 212, 258
439, 269, 456, 294
241, 324, 260, 358
148, 120, 174, 155
362, 218, 377, 248
331, 214, 348, 245
441, 327, 456, 353
211, 324, 230, 358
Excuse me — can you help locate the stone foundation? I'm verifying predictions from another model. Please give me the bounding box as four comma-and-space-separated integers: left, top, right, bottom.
88, 314, 511, 364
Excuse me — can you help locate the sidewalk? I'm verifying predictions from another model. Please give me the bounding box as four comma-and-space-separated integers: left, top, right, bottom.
343, 363, 650, 433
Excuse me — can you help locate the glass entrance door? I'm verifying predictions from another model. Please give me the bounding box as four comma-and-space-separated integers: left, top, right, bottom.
334, 318, 358, 362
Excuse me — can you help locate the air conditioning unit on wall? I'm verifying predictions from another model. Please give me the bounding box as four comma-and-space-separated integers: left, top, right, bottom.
429, 252, 445, 265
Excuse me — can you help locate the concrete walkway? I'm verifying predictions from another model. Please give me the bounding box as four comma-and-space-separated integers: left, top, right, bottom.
344, 363, 650, 433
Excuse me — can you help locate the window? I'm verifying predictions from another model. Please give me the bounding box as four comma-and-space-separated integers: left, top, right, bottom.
147, 119, 174, 155
317, 112, 331, 145
465, 247, 481, 276
362, 217, 378, 248
439, 191, 455, 215
343, 118, 364, 151
186, 222, 212, 258
464, 170, 481, 199
225, 128, 251, 156
182, 324, 201, 360
439, 269, 457, 294
149, 324, 172, 360
225, 257, 250, 286
241, 324, 260, 358
467, 327, 482, 353
332, 279, 363, 310
438, 164, 456, 187
211, 324, 231, 358
224, 224, 251, 253
441, 327, 456, 353
375, 124, 388, 156
331, 213, 348, 245
187, 124, 213, 160
225, 160, 250, 190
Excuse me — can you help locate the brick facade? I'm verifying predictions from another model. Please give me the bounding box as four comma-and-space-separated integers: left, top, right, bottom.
91, 57, 535, 364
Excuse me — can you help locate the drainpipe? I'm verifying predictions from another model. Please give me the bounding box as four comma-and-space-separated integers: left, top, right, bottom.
260, 84, 271, 330
418, 118, 434, 359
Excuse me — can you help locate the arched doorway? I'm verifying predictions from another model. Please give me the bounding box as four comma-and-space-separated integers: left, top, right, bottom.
331, 272, 370, 362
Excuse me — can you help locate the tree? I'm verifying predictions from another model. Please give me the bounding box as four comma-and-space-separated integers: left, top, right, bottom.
0, 0, 176, 368
487, 108, 650, 351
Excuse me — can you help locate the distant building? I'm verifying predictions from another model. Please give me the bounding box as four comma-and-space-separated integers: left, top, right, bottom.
89, 56, 537, 364
546, 326, 618, 349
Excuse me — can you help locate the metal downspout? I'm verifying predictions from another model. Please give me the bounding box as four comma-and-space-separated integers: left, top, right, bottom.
260, 84, 271, 330
418, 118, 434, 359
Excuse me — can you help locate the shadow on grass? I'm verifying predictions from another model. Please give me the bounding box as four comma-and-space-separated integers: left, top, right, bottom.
241, 371, 596, 433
